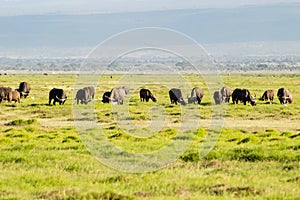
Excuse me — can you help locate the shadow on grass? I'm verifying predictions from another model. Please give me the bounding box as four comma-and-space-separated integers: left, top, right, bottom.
5, 104, 18, 107
200, 102, 213, 106
5, 118, 39, 126
29, 103, 50, 107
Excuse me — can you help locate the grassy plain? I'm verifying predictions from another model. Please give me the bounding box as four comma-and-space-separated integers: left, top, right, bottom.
0, 73, 299, 199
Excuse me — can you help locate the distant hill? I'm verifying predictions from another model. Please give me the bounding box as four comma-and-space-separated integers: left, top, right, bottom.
0, 3, 299, 49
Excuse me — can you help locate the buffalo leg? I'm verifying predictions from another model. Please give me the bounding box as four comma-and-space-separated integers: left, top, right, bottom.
197, 97, 201, 104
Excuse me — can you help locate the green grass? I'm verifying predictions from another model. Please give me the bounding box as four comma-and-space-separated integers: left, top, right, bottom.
0, 73, 299, 199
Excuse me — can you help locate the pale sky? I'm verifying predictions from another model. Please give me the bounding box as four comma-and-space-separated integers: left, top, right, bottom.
0, 0, 299, 16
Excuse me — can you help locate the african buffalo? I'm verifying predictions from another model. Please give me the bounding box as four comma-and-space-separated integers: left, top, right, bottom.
17, 82, 30, 98
0, 87, 12, 103
102, 91, 111, 103
259, 89, 274, 102
169, 88, 186, 105
213, 91, 222, 104
11, 90, 20, 103
140, 88, 157, 102
232, 88, 256, 106
277, 88, 293, 104
48, 88, 67, 105
221, 86, 231, 103
288, 94, 293, 104
83, 86, 95, 100
110, 86, 129, 105
188, 87, 204, 104
75, 89, 89, 104
122, 86, 130, 95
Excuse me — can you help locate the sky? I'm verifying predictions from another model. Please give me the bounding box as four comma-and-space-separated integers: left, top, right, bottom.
0, 0, 299, 16
0, 0, 300, 58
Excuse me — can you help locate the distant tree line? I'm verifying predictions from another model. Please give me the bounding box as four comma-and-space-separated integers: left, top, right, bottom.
0, 57, 299, 72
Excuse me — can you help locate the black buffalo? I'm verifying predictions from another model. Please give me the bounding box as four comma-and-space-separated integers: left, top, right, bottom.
232, 88, 256, 106
140, 88, 157, 102
102, 91, 111, 103
49, 88, 67, 105
277, 88, 293, 104
213, 91, 222, 104
17, 82, 30, 98
188, 87, 204, 104
221, 86, 231, 103
110, 86, 129, 105
169, 88, 186, 105
259, 89, 274, 102
0, 87, 12, 103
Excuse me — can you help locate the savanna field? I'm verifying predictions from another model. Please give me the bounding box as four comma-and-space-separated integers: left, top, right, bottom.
0, 73, 299, 199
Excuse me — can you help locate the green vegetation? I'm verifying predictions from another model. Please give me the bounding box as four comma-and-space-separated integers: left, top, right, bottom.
0, 74, 299, 199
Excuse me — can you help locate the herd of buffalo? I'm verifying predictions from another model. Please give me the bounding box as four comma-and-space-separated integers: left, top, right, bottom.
0, 82, 30, 103
0, 81, 294, 106
167, 87, 292, 106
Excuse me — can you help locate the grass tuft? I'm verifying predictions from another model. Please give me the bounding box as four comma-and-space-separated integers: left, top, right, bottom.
281, 131, 292, 137
286, 176, 300, 183
180, 152, 200, 162
101, 175, 126, 183
289, 133, 300, 139
229, 148, 264, 162
204, 184, 260, 197
5, 118, 38, 126
237, 137, 251, 144
38, 189, 132, 200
